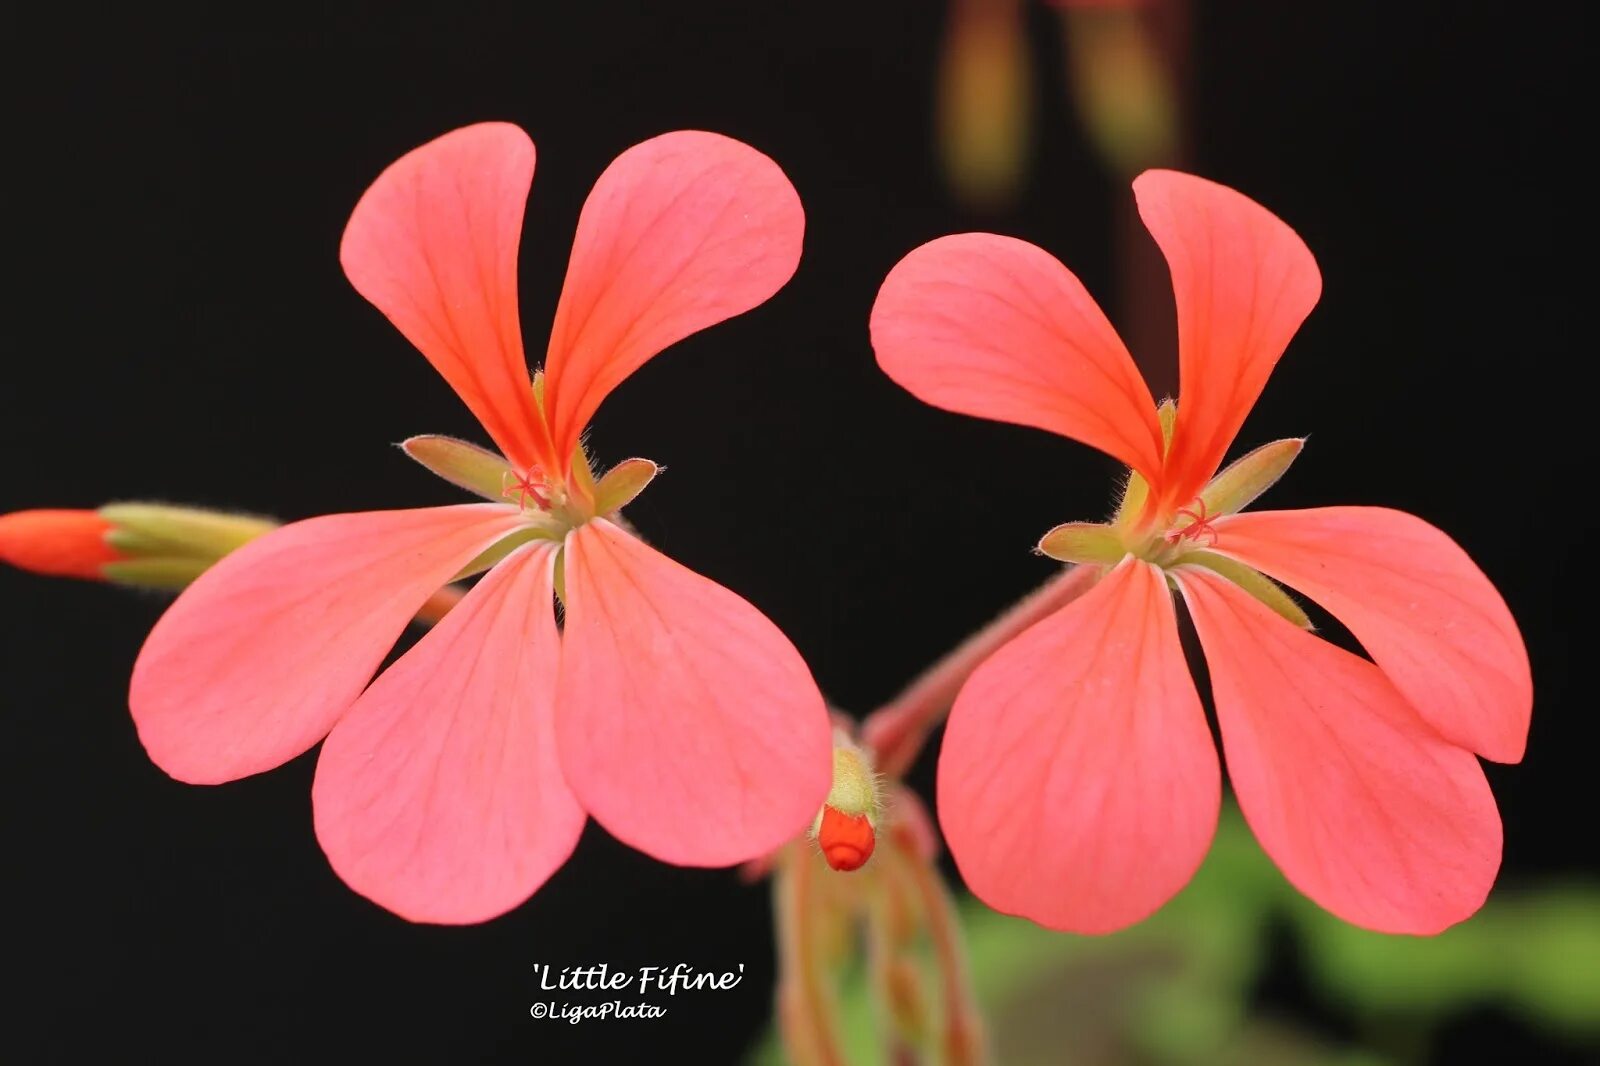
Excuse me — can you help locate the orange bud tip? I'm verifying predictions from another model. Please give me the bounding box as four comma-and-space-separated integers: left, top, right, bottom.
818, 806, 876, 872
0, 509, 121, 580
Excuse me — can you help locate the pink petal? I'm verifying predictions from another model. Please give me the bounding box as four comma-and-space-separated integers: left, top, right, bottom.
555, 519, 831, 866
1176, 566, 1502, 934
1211, 507, 1531, 763
341, 123, 555, 474
542, 132, 804, 468
1133, 170, 1322, 513
937, 559, 1220, 933
871, 233, 1165, 480
313, 542, 583, 923
130, 505, 528, 784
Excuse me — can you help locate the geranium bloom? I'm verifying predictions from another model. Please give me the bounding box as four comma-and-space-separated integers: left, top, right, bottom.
869, 170, 1530, 935
130, 123, 832, 923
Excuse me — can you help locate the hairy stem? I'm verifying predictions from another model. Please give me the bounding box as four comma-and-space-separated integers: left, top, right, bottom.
862, 565, 1100, 778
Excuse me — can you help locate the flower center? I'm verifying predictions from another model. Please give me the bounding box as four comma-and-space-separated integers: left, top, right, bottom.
1117, 497, 1227, 570
501, 467, 553, 512
1163, 498, 1218, 548
499, 465, 601, 536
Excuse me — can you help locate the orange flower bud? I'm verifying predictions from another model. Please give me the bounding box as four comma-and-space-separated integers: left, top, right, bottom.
809, 733, 883, 872
816, 806, 876, 872
0, 509, 120, 580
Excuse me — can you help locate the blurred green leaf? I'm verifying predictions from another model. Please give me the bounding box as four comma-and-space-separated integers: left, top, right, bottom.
1293, 880, 1600, 1038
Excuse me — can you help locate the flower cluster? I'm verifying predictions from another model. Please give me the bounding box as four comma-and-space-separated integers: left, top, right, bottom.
2, 126, 1530, 940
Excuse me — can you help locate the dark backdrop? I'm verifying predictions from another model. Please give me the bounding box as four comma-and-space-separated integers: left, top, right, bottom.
3, 4, 1583, 1063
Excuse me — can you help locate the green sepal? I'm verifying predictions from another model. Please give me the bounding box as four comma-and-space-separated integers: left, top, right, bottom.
1037, 522, 1127, 565
1198, 438, 1304, 518
1114, 398, 1177, 526
401, 435, 514, 501
1180, 551, 1313, 629
103, 557, 213, 590
593, 458, 660, 515
568, 442, 601, 510
98, 504, 276, 559
451, 523, 564, 583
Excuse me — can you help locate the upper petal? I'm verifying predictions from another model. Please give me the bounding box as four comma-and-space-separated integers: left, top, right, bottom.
1176, 566, 1502, 934
542, 132, 804, 468
1211, 506, 1531, 762
313, 541, 584, 924
555, 519, 831, 866
1134, 170, 1322, 512
341, 123, 555, 473
938, 558, 1220, 934
871, 233, 1164, 480
129, 504, 528, 784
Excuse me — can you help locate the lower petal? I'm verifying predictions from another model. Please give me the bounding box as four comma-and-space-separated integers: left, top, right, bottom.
129, 504, 527, 784
1176, 566, 1501, 934
556, 519, 832, 866
1212, 506, 1531, 762
313, 542, 583, 924
938, 559, 1220, 934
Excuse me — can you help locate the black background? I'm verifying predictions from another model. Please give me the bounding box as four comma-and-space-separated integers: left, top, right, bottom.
2, 4, 1585, 1063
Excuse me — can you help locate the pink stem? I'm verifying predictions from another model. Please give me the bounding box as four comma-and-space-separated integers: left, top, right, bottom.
862, 565, 1101, 778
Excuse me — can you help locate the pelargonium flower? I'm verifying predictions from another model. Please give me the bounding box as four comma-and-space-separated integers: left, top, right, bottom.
130, 122, 832, 923
869, 170, 1531, 934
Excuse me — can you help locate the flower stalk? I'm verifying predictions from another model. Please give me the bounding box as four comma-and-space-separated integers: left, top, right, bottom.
862, 564, 1101, 778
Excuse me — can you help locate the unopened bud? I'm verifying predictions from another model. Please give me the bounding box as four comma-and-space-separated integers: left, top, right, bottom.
1061, 1, 1181, 177
98, 503, 277, 561
2, 502, 275, 590
0, 509, 121, 579
97, 503, 277, 589
4, 500, 469, 629
816, 807, 876, 872
810, 735, 883, 872
939, 0, 1033, 210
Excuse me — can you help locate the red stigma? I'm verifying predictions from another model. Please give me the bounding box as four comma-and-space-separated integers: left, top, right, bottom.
817, 807, 876, 872
1165, 498, 1218, 547
502, 468, 551, 512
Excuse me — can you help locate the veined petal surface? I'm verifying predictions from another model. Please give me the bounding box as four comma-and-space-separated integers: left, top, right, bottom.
1177, 566, 1501, 934
314, 542, 583, 924
1212, 507, 1531, 762
543, 132, 804, 468
130, 504, 527, 783
938, 558, 1220, 933
1135, 170, 1321, 512
871, 232, 1164, 480
556, 519, 831, 866
342, 123, 553, 472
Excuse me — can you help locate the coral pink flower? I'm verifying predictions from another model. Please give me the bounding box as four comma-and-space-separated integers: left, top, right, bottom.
130, 123, 832, 923
870, 170, 1530, 935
